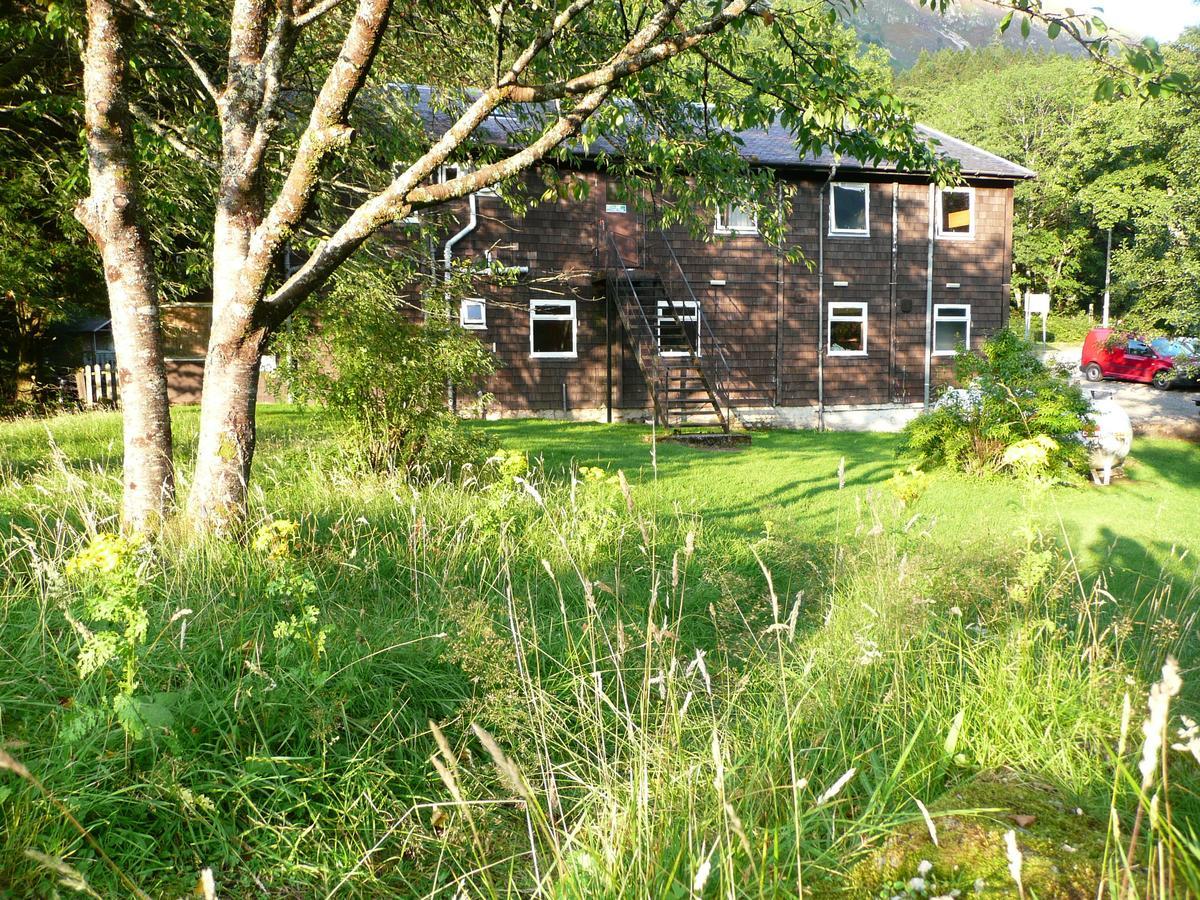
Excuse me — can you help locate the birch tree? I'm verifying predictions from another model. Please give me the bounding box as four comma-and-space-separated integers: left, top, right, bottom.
72, 0, 1175, 531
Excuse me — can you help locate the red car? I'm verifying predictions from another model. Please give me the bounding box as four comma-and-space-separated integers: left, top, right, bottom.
1081, 328, 1180, 389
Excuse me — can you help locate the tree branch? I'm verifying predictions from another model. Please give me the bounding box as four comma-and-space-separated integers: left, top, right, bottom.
128, 0, 222, 103
507, 0, 761, 101
128, 99, 219, 170
295, 0, 353, 28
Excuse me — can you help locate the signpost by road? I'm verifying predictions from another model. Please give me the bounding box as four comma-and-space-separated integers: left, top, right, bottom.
1025, 292, 1050, 343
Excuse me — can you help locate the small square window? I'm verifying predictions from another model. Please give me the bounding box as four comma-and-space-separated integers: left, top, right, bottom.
460, 298, 486, 330
830, 183, 869, 236
530, 299, 577, 358
933, 304, 970, 355
715, 204, 757, 235
937, 187, 974, 238
828, 302, 868, 356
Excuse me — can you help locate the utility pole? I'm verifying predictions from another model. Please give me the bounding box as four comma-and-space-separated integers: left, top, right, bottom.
1102, 227, 1112, 327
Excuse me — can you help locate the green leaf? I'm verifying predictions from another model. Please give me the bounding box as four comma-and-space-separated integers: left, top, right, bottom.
1021, 15, 1031, 38
1047, 20, 1061, 39
944, 710, 965, 756
999, 10, 1014, 33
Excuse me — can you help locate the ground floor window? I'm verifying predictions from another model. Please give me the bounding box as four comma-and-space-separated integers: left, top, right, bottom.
828, 302, 868, 356
933, 304, 971, 355
530, 299, 577, 358
657, 300, 699, 356
460, 298, 486, 330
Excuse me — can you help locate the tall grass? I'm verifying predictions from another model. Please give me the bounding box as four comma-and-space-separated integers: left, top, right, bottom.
0, 414, 1197, 897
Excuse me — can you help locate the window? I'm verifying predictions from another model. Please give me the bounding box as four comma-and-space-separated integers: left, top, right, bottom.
933, 304, 970, 355
605, 180, 628, 214
438, 162, 497, 196
1125, 338, 1152, 357
657, 300, 699, 356
830, 183, 869, 236
460, 298, 486, 330
530, 299, 577, 358
715, 204, 757, 235
937, 187, 974, 238
828, 302, 868, 356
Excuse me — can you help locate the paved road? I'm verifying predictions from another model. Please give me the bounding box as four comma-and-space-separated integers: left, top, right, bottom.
1044, 346, 1200, 438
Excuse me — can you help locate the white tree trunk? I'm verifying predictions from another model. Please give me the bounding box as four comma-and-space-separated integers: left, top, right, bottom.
77, 0, 175, 532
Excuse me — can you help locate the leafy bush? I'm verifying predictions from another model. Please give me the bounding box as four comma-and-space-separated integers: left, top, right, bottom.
271, 263, 497, 476
902, 331, 1091, 480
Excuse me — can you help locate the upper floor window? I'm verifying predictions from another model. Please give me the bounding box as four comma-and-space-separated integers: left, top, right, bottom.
828, 302, 868, 356
937, 187, 974, 239
605, 180, 628, 214
715, 204, 757, 236
830, 183, 869, 236
932, 304, 970, 355
438, 162, 497, 196
530, 299, 577, 358
460, 298, 486, 330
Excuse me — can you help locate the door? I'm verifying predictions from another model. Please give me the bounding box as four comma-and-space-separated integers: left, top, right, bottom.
1120, 339, 1156, 381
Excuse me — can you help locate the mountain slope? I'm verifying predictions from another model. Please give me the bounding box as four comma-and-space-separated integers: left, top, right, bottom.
848, 0, 1086, 68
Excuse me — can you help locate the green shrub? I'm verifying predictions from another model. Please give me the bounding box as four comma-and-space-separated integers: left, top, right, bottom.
901, 331, 1090, 480
270, 262, 497, 476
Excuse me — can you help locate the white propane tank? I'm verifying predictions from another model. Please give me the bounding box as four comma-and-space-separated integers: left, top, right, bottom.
1083, 388, 1132, 485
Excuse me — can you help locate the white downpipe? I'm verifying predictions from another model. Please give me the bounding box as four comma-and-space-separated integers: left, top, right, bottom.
443, 191, 479, 284
442, 192, 479, 410
922, 183, 935, 409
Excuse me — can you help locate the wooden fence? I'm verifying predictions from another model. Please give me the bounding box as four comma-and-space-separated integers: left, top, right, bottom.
76, 363, 119, 408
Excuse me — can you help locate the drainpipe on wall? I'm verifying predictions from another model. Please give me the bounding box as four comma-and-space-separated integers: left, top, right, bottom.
442, 192, 479, 412
817, 164, 837, 431
775, 181, 785, 408
888, 182, 899, 403
922, 182, 935, 409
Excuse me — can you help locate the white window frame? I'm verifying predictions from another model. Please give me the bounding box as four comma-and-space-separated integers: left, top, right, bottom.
438, 162, 497, 196
936, 186, 975, 240
715, 204, 758, 236
460, 298, 487, 330
656, 300, 700, 357
932, 303, 971, 356
827, 302, 869, 357
529, 299, 577, 359
829, 182, 870, 237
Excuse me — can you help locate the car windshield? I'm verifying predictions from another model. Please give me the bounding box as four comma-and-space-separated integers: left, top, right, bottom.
1151, 337, 1193, 357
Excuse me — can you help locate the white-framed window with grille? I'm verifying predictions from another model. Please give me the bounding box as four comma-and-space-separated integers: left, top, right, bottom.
936, 187, 974, 239
933, 304, 971, 355
715, 204, 758, 235
829, 183, 870, 236
460, 298, 486, 330
828, 302, 868, 356
529, 299, 577, 358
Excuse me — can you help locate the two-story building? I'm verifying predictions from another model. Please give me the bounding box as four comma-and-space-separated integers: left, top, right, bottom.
160, 90, 1034, 433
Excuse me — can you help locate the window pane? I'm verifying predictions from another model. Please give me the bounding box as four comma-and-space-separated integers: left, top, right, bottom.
533, 319, 573, 354
533, 303, 572, 317
829, 305, 863, 319
830, 320, 864, 352
941, 190, 972, 234
832, 185, 867, 232
934, 320, 967, 352
724, 205, 755, 231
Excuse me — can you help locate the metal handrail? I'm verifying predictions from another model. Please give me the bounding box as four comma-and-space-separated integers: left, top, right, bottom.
650, 231, 740, 418
604, 229, 668, 425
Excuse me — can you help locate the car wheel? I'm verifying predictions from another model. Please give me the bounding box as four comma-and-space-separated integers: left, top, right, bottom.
1084, 363, 1104, 383
1152, 369, 1173, 390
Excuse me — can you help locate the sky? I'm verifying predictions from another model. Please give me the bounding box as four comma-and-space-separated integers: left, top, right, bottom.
1055, 0, 1200, 40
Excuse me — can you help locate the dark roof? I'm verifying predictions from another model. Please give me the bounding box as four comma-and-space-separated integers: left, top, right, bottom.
396, 85, 1035, 182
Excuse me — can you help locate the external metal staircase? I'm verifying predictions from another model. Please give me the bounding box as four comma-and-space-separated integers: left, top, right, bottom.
602, 227, 773, 432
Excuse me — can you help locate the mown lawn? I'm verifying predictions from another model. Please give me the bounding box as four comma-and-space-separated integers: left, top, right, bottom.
1, 406, 1197, 897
